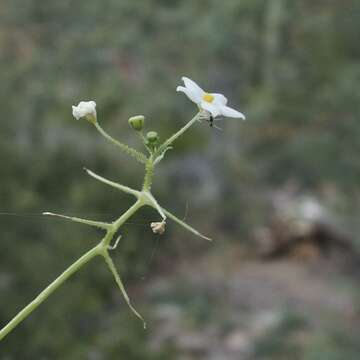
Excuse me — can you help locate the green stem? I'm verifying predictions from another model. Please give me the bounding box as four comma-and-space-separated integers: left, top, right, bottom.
107, 200, 144, 246
94, 122, 147, 164
157, 112, 201, 155
0, 200, 145, 341
143, 191, 166, 220
0, 112, 207, 340
142, 158, 154, 191
0, 244, 102, 341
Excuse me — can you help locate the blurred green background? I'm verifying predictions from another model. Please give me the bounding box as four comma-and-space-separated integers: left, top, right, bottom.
1, 0, 360, 359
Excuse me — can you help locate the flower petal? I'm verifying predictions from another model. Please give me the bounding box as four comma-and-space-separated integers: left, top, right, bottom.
72, 106, 80, 120
176, 86, 201, 104
72, 100, 97, 121
201, 101, 221, 117
220, 105, 246, 119
212, 93, 228, 106
182, 77, 205, 99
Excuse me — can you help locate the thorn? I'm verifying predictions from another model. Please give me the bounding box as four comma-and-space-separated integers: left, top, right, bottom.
199, 233, 213, 242
108, 235, 122, 250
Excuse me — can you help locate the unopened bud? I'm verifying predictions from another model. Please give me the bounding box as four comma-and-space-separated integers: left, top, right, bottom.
72, 101, 97, 124
146, 131, 159, 144
128, 115, 145, 131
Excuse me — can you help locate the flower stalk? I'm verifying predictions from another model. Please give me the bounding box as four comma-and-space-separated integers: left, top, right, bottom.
94, 122, 147, 164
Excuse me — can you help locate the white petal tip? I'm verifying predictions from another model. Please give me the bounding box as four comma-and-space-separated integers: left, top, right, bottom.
220, 105, 246, 119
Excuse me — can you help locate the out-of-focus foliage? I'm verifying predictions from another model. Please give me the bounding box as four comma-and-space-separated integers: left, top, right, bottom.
1, 0, 360, 358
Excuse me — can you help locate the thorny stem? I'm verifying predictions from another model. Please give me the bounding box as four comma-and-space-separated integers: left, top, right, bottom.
101, 250, 146, 328
84, 168, 140, 198
0, 110, 210, 340
42, 212, 110, 230
1, 200, 146, 340
162, 208, 212, 241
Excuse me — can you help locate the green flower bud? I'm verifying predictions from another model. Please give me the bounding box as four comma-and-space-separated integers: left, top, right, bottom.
128, 115, 145, 131
146, 131, 159, 144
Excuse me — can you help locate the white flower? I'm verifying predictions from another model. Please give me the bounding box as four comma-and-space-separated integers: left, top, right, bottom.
176, 77, 245, 119
72, 101, 97, 122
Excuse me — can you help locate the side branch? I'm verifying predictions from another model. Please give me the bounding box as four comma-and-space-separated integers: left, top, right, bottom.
157, 112, 201, 155
85, 168, 140, 198
94, 122, 147, 164
102, 251, 146, 329
43, 212, 110, 230
162, 207, 212, 241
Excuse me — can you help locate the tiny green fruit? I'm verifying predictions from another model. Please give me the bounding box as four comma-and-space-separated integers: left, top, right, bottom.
128, 115, 145, 131
146, 131, 159, 144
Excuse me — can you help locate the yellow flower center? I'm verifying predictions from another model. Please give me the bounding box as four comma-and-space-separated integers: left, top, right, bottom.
202, 93, 214, 103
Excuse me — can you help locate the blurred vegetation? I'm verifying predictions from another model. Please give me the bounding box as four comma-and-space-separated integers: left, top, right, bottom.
1, 0, 360, 358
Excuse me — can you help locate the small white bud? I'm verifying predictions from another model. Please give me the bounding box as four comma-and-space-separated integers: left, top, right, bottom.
72, 101, 97, 123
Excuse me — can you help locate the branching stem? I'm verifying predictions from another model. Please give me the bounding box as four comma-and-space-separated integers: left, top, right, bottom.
0, 110, 211, 341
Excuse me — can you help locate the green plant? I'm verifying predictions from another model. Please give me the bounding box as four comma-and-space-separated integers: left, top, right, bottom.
0, 76, 245, 340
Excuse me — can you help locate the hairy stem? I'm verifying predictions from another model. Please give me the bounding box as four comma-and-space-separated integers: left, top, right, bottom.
94, 122, 147, 164
142, 157, 154, 191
